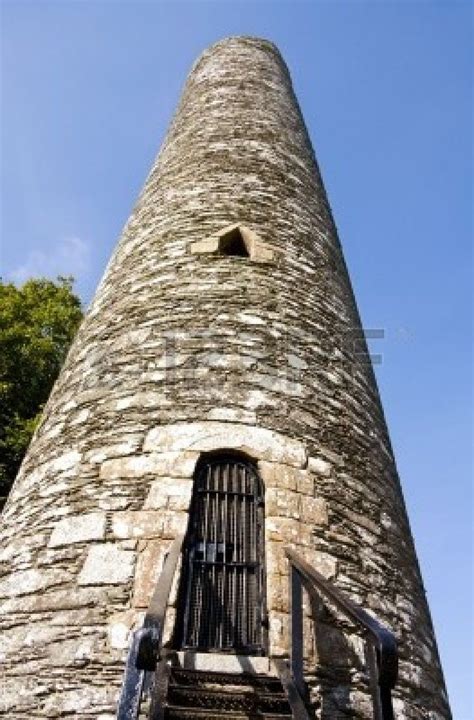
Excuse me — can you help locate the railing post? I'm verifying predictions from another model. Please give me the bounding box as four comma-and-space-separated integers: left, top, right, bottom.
148, 657, 171, 720
379, 685, 395, 720
290, 565, 305, 699
365, 640, 383, 720
116, 629, 146, 720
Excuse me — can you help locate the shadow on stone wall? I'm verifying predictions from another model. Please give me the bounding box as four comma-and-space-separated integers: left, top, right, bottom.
307, 593, 373, 719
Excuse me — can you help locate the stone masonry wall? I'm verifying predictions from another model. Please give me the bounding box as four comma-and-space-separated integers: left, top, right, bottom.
0, 37, 450, 719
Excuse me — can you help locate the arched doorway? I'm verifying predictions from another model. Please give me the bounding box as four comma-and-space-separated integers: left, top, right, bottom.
178, 454, 266, 654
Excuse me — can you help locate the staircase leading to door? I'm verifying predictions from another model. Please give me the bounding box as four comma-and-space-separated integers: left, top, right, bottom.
164, 666, 293, 720
116, 539, 397, 720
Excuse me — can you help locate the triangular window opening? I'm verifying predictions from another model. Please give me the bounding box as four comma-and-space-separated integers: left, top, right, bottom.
219, 227, 250, 258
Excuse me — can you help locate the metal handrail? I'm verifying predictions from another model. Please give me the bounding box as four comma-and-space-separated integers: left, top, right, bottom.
117, 533, 185, 720
285, 547, 398, 720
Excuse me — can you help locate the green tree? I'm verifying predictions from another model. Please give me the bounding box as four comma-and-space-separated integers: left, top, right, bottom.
0, 276, 83, 507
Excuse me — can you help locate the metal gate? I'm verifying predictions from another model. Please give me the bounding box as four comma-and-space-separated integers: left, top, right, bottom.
180, 455, 266, 653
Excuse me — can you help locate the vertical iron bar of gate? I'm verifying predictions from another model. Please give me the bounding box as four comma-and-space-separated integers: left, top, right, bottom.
223, 462, 229, 647
242, 465, 248, 648
218, 463, 224, 648
232, 465, 236, 648
209, 466, 215, 647
257, 471, 265, 653
201, 465, 211, 647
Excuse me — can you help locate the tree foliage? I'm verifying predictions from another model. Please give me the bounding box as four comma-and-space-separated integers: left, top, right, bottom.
0, 277, 83, 506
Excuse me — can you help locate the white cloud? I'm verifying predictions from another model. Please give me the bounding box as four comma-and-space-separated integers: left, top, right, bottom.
9, 236, 90, 284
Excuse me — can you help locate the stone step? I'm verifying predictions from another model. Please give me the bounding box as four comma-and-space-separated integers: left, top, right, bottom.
166, 707, 292, 720
167, 685, 289, 713
173, 651, 276, 676
169, 667, 284, 692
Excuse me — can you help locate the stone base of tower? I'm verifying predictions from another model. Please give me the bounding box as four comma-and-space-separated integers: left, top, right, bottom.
1, 418, 449, 718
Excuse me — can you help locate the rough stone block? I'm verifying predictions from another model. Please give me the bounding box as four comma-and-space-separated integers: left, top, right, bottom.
296, 471, 314, 496
308, 456, 332, 477
100, 451, 199, 479
0, 568, 63, 598
190, 238, 220, 254
47, 636, 98, 667
266, 487, 300, 519
78, 544, 135, 585
267, 574, 289, 612
41, 685, 116, 714
112, 511, 162, 539
52, 450, 82, 472
152, 451, 200, 478
144, 477, 193, 511
161, 511, 189, 538
0, 586, 109, 614
199, 353, 256, 370
48, 512, 106, 547
299, 496, 328, 526
251, 242, 275, 263
85, 436, 142, 464
0, 533, 48, 563
266, 517, 309, 544
49, 607, 105, 626
99, 454, 157, 479
266, 541, 289, 577
258, 461, 309, 491
268, 610, 289, 657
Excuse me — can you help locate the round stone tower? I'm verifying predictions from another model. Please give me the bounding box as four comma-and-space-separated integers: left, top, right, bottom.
1, 37, 450, 719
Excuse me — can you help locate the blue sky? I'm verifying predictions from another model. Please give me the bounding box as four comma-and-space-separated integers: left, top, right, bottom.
1, 0, 472, 715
